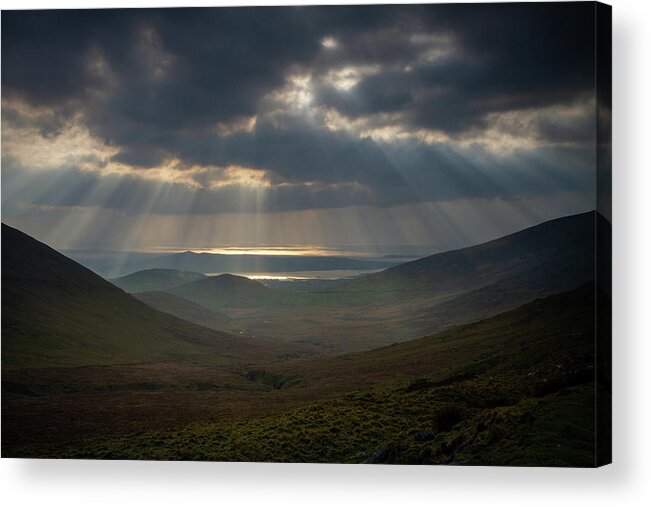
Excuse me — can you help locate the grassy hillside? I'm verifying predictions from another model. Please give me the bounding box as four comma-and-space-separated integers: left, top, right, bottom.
266, 282, 598, 395
134, 291, 232, 331
7, 284, 601, 466
111, 269, 207, 293
168, 273, 282, 309
329, 211, 595, 299
1, 224, 295, 369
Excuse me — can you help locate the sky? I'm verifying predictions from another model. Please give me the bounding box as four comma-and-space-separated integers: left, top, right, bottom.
1, 4, 600, 254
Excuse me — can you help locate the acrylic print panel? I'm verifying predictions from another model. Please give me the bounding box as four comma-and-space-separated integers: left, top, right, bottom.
1, 2, 611, 466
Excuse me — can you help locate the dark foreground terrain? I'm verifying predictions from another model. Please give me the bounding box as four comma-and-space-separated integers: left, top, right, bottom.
1, 218, 609, 466
3, 284, 605, 465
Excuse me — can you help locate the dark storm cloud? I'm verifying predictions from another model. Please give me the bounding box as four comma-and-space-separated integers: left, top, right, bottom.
312, 3, 596, 133
2, 4, 598, 212
2, 132, 595, 217
2, 8, 316, 110
3, 6, 324, 165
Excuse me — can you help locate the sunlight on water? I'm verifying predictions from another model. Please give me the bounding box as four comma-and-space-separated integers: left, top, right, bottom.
189, 246, 337, 256
246, 275, 310, 280
204, 269, 384, 280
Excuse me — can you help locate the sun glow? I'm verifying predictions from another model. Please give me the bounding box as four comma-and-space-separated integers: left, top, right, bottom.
321, 36, 339, 49
208, 166, 271, 189
325, 65, 381, 91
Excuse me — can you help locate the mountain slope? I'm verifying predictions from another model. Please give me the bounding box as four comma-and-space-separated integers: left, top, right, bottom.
1, 224, 288, 369
168, 273, 280, 309
333, 211, 595, 299
271, 282, 596, 388
134, 291, 232, 331
402, 235, 597, 336
111, 269, 207, 293
325, 211, 595, 340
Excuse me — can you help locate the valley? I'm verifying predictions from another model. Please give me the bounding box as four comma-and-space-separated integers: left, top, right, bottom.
109, 212, 597, 353
1, 213, 609, 465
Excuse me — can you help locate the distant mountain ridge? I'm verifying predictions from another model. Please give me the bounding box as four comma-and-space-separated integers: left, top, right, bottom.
103, 251, 396, 278
111, 268, 207, 293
